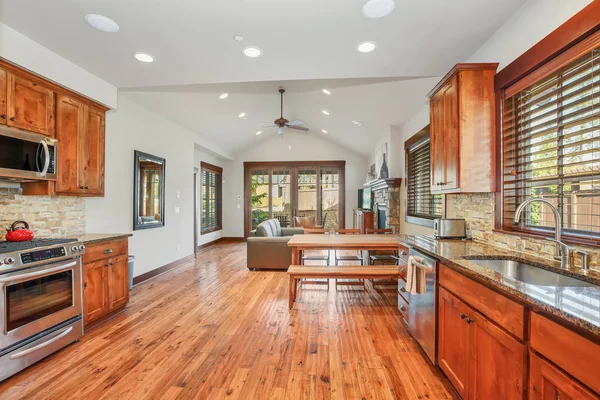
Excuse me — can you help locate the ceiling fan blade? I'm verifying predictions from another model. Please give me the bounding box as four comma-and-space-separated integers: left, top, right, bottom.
287, 125, 309, 132
286, 120, 304, 126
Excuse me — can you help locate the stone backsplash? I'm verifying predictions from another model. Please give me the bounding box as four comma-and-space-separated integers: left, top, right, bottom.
0, 187, 85, 239
448, 192, 600, 270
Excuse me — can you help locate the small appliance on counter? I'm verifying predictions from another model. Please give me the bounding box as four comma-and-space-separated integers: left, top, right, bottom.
433, 218, 467, 239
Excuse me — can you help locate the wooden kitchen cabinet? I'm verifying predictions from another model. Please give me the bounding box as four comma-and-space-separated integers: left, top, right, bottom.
82, 239, 129, 326
0, 67, 6, 125
529, 351, 598, 400
428, 63, 498, 194
438, 286, 526, 400
6, 72, 55, 136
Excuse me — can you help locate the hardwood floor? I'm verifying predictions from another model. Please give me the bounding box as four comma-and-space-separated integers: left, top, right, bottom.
0, 241, 455, 399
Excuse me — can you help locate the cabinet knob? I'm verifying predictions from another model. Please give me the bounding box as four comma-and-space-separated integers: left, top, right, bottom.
400, 251, 407, 256
84, 282, 87, 288
104, 249, 113, 254
460, 313, 466, 319
400, 305, 406, 311
105, 263, 109, 267
400, 287, 407, 292
401, 268, 406, 274
9, 117, 15, 121
0, 114, 6, 119
466, 317, 474, 324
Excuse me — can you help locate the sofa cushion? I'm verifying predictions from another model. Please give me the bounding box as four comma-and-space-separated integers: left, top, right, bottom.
255, 219, 283, 237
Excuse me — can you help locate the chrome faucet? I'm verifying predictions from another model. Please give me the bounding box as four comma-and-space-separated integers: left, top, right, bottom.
513, 198, 571, 269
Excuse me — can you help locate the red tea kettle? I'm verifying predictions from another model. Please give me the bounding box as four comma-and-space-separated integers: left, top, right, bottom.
5, 220, 35, 242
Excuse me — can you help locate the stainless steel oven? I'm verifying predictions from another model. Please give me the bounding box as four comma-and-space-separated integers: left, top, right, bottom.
0, 125, 57, 182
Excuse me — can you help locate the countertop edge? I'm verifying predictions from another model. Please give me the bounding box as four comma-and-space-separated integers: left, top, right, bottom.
78, 233, 133, 245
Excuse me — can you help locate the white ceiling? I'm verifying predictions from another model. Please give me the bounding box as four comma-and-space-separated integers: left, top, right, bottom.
0, 0, 527, 156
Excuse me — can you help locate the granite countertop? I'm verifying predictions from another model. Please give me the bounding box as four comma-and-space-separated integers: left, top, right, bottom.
76, 233, 133, 245
397, 235, 600, 337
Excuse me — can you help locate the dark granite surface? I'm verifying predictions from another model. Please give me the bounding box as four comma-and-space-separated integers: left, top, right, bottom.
76, 233, 132, 245
398, 235, 600, 337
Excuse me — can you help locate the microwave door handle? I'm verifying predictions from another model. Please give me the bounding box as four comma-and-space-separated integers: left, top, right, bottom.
0, 261, 76, 284
9, 326, 73, 360
40, 139, 50, 177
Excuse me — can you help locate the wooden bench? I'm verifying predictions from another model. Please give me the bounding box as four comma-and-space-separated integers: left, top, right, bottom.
287, 265, 400, 309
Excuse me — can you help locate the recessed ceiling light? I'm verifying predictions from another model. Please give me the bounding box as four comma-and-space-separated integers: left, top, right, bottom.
352, 120, 362, 126
219, 93, 229, 100
238, 112, 247, 118
133, 52, 155, 63
243, 46, 262, 58
234, 35, 244, 42
84, 14, 120, 33
322, 89, 332, 95
363, 0, 395, 18
321, 129, 328, 134
357, 41, 377, 53
256, 130, 262, 135
288, 145, 292, 150
322, 110, 330, 116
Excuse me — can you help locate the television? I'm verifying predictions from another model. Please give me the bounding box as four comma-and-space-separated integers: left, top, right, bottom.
358, 188, 372, 210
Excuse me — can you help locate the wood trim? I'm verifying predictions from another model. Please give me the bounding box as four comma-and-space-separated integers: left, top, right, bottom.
0, 58, 110, 112
427, 63, 499, 98
132, 254, 195, 286
200, 161, 223, 174
243, 160, 346, 168
404, 124, 430, 150
364, 178, 403, 191
495, 0, 600, 90
197, 237, 245, 251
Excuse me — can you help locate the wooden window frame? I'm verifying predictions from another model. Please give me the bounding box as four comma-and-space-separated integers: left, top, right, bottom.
494, 1, 600, 247
404, 125, 442, 228
243, 161, 346, 237
201, 161, 223, 235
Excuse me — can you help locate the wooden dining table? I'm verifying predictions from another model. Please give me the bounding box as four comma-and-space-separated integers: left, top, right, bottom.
287, 234, 402, 265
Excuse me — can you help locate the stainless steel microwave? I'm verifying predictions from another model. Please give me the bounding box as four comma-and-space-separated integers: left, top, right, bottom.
0, 125, 57, 182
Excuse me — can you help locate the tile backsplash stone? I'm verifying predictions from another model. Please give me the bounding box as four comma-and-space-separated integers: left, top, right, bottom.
0, 188, 85, 240
448, 192, 600, 270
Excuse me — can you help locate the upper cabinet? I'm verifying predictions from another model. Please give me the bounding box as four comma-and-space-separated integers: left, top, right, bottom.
7, 73, 55, 136
0, 68, 6, 125
428, 63, 498, 194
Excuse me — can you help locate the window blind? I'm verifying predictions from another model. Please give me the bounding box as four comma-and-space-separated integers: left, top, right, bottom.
201, 164, 222, 233
502, 47, 600, 238
407, 141, 443, 219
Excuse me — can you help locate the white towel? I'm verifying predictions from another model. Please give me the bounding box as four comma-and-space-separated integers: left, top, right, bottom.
406, 255, 430, 295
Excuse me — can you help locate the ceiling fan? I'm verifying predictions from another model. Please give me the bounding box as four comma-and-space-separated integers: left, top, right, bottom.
263, 87, 309, 138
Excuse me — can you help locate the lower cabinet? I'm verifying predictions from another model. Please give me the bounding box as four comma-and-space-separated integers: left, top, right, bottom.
529, 351, 599, 400
438, 287, 526, 400
82, 239, 129, 326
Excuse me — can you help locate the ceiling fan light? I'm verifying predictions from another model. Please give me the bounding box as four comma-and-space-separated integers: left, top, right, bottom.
363, 0, 395, 18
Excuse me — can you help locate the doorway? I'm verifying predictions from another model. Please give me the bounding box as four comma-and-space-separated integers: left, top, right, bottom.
244, 161, 345, 237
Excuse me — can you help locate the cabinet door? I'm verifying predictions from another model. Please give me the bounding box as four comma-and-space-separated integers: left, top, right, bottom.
55, 95, 84, 194
530, 351, 598, 400
81, 106, 105, 195
6, 73, 55, 136
469, 310, 526, 400
0, 68, 6, 125
438, 287, 471, 399
83, 259, 108, 325
430, 90, 445, 191
107, 255, 129, 311
442, 75, 459, 190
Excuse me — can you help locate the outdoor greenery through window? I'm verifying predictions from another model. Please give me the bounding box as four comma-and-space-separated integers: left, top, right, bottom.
201, 162, 222, 234
406, 140, 442, 221
503, 47, 600, 238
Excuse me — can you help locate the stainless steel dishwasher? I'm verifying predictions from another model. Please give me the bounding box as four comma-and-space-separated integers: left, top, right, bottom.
405, 247, 438, 364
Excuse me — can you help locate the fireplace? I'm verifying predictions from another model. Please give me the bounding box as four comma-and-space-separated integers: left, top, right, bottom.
376, 203, 387, 229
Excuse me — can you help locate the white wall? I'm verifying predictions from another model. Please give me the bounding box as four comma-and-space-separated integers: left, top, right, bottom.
0, 22, 118, 109
385, 0, 592, 235
86, 94, 204, 277
224, 134, 369, 237
194, 147, 231, 246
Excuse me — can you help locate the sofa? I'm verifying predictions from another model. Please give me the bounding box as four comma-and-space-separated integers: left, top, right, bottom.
247, 219, 304, 270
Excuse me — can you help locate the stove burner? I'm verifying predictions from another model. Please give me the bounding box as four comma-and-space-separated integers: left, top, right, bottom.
0, 238, 78, 254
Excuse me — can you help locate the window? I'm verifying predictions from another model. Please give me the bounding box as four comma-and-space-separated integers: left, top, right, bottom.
201, 162, 222, 234
502, 46, 600, 240
406, 134, 443, 226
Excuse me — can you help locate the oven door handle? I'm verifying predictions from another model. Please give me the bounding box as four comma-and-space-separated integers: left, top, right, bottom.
0, 261, 77, 284
9, 326, 73, 360
40, 139, 50, 177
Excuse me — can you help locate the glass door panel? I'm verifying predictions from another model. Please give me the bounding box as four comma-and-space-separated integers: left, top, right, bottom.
297, 169, 318, 224
271, 170, 292, 228
321, 168, 340, 229
250, 170, 270, 230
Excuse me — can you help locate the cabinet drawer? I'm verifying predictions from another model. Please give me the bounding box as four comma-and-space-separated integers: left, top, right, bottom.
398, 293, 409, 323
83, 238, 128, 263
530, 313, 600, 395
398, 279, 410, 303
439, 264, 526, 340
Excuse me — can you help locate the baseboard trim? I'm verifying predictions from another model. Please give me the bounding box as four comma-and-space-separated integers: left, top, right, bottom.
132, 254, 195, 286
197, 236, 245, 250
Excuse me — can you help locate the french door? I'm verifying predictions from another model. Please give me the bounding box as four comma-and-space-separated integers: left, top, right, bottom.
244, 161, 345, 236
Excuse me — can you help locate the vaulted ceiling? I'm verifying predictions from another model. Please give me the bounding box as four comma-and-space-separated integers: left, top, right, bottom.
0, 0, 527, 155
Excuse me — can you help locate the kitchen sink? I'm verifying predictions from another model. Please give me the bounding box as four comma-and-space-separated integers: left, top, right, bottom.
465, 259, 594, 287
